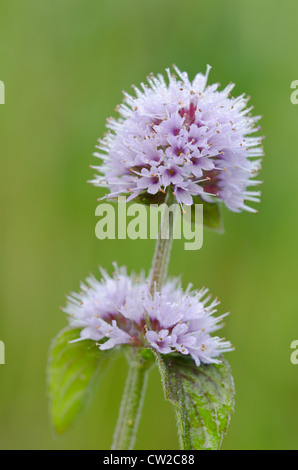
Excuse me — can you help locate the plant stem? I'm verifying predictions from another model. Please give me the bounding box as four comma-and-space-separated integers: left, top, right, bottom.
149, 192, 175, 295
111, 351, 152, 450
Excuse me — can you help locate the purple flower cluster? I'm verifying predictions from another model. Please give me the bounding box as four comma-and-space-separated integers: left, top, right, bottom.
64, 265, 232, 366
90, 65, 263, 212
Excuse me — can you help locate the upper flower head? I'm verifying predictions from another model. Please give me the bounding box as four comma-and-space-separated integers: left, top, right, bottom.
63, 264, 233, 367
90, 65, 263, 212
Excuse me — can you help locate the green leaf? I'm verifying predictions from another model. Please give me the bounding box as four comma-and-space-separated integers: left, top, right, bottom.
47, 327, 115, 434
135, 190, 167, 206
188, 198, 224, 233
155, 353, 235, 450
202, 201, 223, 233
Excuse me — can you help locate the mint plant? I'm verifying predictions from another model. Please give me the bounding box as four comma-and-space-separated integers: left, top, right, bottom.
47, 66, 263, 450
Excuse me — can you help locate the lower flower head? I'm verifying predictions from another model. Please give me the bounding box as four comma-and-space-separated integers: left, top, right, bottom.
63, 264, 233, 366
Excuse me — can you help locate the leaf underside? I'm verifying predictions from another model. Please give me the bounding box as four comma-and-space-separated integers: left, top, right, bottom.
155, 352, 235, 450
47, 328, 114, 434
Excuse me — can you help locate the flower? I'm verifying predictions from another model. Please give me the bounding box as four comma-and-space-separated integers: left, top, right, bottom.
63, 264, 233, 366
90, 65, 263, 212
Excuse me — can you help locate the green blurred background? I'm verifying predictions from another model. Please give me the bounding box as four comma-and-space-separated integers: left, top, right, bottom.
1, 0, 298, 450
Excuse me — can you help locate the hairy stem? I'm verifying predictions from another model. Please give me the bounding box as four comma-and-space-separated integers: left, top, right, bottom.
111, 351, 152, 450
149, 192, 176, 295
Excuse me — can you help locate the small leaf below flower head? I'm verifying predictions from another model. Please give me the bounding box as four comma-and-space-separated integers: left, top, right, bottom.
136, 190, 167, 206
188, 197, 224, 233
47, 328, 117, 434
155, 352, 235, 450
